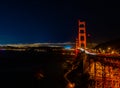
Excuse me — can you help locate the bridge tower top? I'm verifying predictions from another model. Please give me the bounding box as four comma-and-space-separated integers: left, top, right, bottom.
76, 19, 87, 49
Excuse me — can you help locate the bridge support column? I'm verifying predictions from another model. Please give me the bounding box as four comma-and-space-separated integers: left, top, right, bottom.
76, 19, 87, 49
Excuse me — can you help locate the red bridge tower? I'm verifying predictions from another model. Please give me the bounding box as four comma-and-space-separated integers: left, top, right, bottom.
76, 19, 86, 49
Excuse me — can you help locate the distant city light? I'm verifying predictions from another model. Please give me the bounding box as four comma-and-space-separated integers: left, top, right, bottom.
64, 45, 72, 50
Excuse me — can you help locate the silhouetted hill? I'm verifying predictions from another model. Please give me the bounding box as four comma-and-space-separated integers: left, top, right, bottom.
94, 38, 120, 50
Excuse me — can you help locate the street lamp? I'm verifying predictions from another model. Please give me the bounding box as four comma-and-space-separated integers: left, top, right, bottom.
66, 82, 75, 88
107, 47, 111, 53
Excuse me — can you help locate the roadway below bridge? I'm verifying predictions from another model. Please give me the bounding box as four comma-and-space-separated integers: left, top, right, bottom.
63, 49, 120, 88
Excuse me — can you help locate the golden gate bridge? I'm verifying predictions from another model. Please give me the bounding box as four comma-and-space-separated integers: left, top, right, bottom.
0, 19, 120, 88
64, 19, 120, 88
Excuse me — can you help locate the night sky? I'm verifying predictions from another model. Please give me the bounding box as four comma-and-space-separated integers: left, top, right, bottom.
0, 0, 119, 44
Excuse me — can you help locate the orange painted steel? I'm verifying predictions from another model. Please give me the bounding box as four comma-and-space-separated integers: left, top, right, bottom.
88, 55, 120, 88
76, 19, 86, 49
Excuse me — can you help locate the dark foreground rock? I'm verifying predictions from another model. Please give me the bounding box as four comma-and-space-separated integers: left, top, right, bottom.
0, 49, 66, 88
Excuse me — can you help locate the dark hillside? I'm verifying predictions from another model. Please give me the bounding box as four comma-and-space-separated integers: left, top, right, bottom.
94, 38, 120, 50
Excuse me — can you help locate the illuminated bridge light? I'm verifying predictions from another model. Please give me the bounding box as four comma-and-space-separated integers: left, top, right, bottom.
80, 48, 97, 55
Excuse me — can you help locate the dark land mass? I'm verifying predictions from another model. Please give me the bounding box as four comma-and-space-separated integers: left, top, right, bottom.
0, 47, 67, 88
94, 38, 120, 50
0, 46, 90, 88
